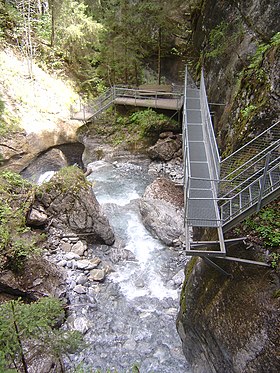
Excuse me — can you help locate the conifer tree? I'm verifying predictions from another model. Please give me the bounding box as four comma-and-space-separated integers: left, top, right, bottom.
0, 297, 83, 372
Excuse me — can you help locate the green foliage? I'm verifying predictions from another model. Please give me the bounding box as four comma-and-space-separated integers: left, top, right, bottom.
271, 32, 280, 46
240, 104, 257, 119
95, 0, 182, 85
206, 21, 244, 59
129, 109, 176, 138
38, 165, 90, 196
243, 205, 280, 248
269, 252, 279, 269
0, 95, 4, 116
55, 0, 102, 62
243, 31, 280, 85
0, 94, 21, 138
0, 171, 38, 271
0, 297, 83, 372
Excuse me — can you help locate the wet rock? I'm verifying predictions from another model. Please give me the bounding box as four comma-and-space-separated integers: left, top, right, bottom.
60, 242, 72, 252
0, 256, 65, 299
172, 269, 185, 287
67, 315, 91, 334
177, 252, 279, 373
89, 269, 106, 282
72, 241, 87, 256
90, 257, 102, 267
76, 274, 88, 285
65, 252, 80, 261
57, 259, 67, 267
73, 284, 86, 294
109, 248, 136, 263
23, 149, 68, 181
140, 178, 184, 245
76, 259, 99, 270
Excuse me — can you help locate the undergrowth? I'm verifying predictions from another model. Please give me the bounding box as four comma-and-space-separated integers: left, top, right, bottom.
0, 170, 40, 271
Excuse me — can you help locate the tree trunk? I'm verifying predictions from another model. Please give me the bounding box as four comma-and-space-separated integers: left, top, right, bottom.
50, 1, 55, 47
11, 302, 29, 373
157, 26, 162, 85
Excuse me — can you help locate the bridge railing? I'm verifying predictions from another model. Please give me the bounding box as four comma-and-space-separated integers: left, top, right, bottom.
82, 88, 115, 118
200, 69, 220, 197
114, 86, 183, 110
219, 121, 280, 198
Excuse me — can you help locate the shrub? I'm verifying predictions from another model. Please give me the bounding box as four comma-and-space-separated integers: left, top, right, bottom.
0, 297, 83, 372
0, 171, 39, 271
129, 109, 178, 138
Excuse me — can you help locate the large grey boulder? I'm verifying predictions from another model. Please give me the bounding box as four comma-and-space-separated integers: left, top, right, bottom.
148, 133, 182, 161
139, 177, 184, 245
36, 167, 115, 245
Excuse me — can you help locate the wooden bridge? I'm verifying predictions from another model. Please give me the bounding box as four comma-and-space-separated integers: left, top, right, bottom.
71, 84, 183, 122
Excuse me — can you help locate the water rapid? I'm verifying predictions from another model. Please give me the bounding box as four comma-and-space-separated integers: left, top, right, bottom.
64, 158, 191, 372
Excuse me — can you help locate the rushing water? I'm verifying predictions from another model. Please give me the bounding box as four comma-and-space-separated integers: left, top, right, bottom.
31, 152, 190, 372
64, 158, 191, 372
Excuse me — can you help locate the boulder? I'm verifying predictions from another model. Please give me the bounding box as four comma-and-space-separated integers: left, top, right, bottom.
139, 177, 184, 245
36, 167, 115, 245
27, 205, 48, 226
72, 241, 87, 256
148, 133, 182, 161
89, 269, 106, 282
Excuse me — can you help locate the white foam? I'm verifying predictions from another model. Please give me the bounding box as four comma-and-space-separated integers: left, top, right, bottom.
37, 171, 55, 185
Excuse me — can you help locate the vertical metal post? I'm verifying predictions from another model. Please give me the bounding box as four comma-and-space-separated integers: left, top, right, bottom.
257, 152, 271, 211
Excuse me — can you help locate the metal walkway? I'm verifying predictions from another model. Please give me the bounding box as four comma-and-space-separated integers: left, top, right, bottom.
183, 67, 280, 264
71, 86, 183, 122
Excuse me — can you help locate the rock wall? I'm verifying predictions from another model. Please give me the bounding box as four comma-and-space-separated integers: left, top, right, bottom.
177, 251, 280, 373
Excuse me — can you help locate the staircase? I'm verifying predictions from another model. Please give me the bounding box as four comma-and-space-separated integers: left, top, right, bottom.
183, 66, 280, 264
220, 122, 280, 232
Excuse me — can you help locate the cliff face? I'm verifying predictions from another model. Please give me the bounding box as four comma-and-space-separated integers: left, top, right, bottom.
188, 0, 280, 154
177, 1, 280, 372
177, 253, 279, 373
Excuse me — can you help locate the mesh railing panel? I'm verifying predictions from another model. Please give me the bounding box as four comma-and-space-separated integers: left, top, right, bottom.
219, 121, 280, 198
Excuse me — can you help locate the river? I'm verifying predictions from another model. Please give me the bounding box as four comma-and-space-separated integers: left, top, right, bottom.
31, 152, 191, 372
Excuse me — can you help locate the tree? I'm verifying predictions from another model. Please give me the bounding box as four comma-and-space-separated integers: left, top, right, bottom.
95, 0, 182, 86
0, 297, 83, 372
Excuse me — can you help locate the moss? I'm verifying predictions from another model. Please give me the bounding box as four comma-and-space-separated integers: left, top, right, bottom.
38, 166, 90, 197
180, 256, 199, 314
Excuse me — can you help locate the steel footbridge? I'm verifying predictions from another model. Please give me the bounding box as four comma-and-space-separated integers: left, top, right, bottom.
183, 67, 279, 268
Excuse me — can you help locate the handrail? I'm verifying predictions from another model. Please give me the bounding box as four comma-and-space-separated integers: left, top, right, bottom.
221, 120, 280, 165
200, 69, 220, 195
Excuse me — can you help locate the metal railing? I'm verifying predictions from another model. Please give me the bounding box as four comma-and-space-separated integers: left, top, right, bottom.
72, 85, 184, 121
200, 69, 220, 196
114, 86, 183, 110
219, 121, 280, 229
219, 121, 280, 196
183, 66, 222, 228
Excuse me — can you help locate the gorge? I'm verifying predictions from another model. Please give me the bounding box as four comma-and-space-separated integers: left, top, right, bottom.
0, 0, 279, 372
